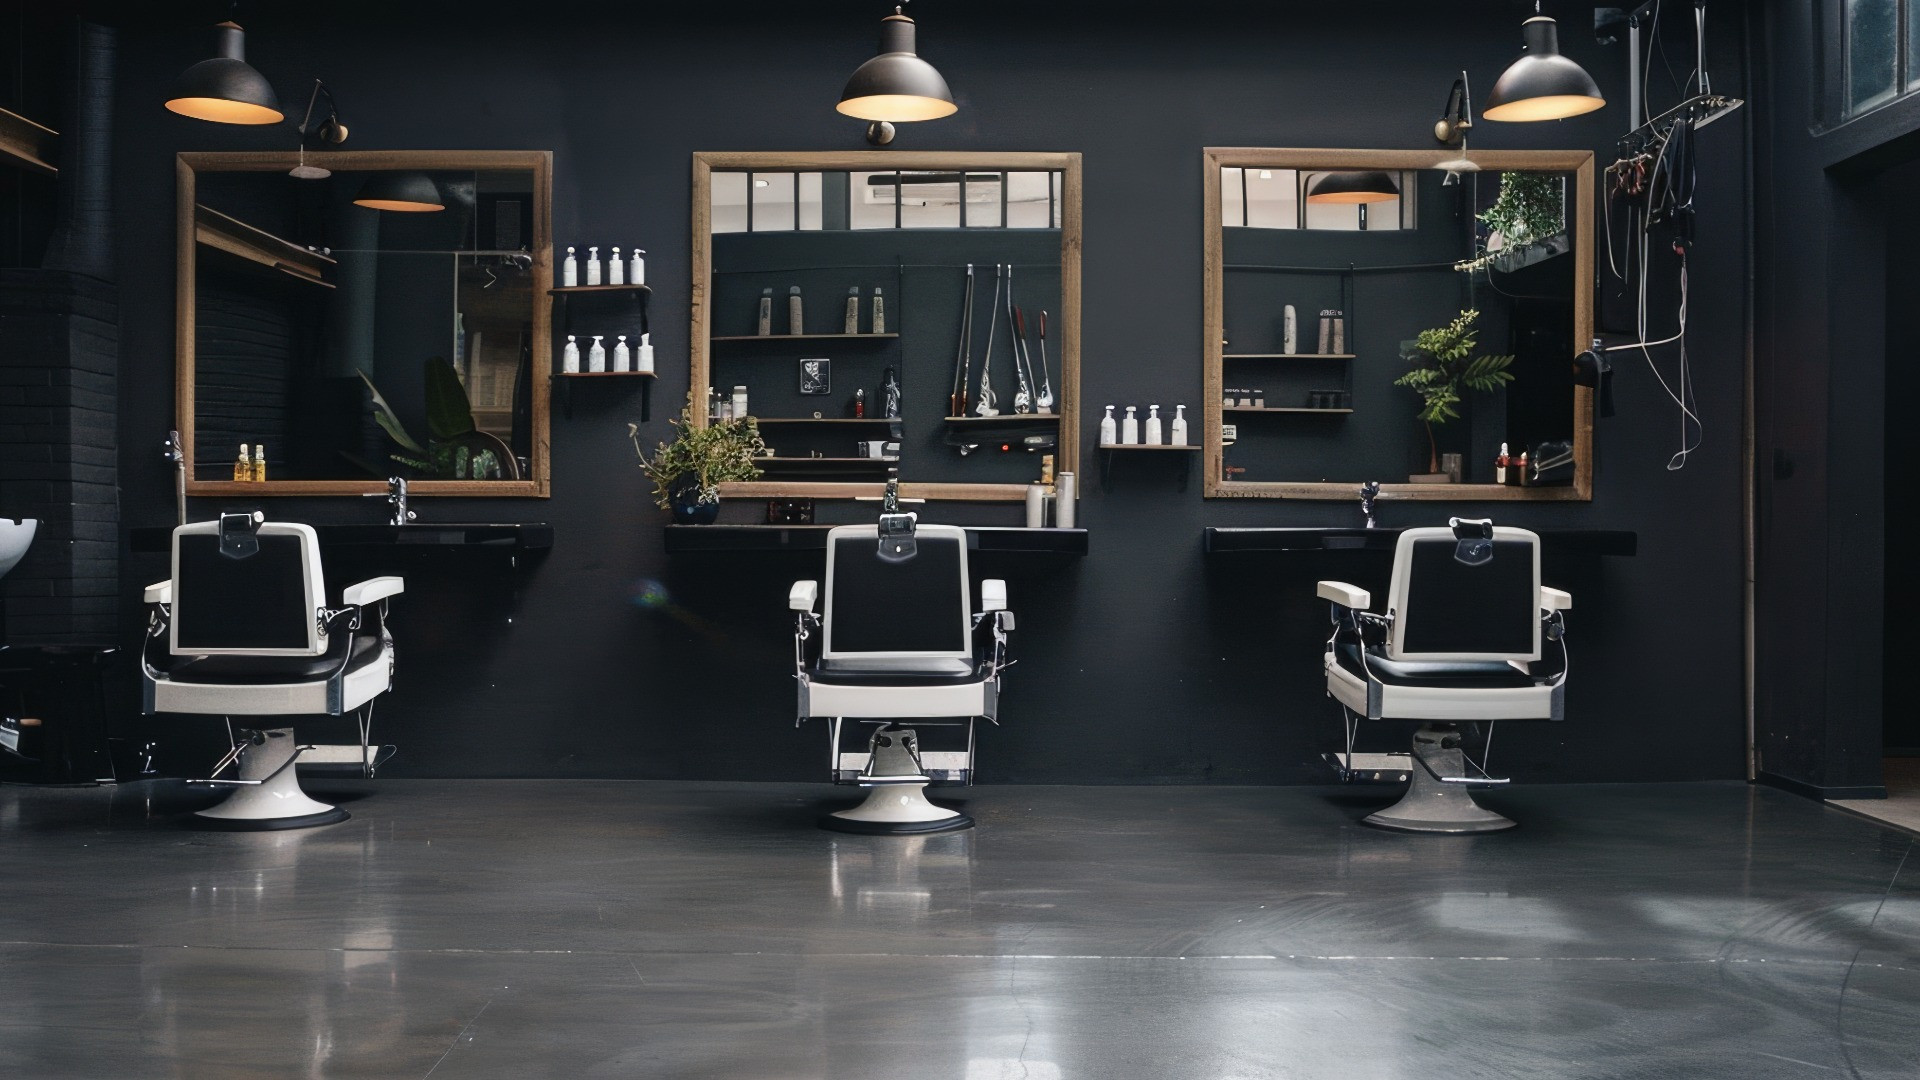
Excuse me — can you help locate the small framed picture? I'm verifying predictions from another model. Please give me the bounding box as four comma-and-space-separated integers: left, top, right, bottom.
799, 358, 831, 395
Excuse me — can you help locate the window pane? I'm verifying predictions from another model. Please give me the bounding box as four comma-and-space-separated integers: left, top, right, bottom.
896, 171, 964, 229
850, 171, 899, 230
1847, 0, 1899, 116
1221, 168, 1246, 226
711, 172, 749, 233
1005, 171, 1054, 228
797, 172, 824, 231
1243, 168, 1297, 229
750, 172, 796, 232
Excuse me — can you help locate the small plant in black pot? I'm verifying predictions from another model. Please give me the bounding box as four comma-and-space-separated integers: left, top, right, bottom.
1396, 309, 1514, 477
631, 407, 766, 524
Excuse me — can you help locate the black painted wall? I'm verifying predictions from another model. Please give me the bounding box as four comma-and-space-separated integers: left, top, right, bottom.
89, 1, 1750, 783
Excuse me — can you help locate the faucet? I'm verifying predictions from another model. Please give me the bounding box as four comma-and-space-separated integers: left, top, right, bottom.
1360, 481, 1380, 529
365, 476, 415, 526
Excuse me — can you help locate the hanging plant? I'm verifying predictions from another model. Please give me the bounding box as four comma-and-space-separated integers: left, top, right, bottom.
1477, 171, 1563, 250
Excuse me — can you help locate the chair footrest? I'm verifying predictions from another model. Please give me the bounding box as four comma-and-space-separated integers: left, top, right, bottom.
1323, 752, 1412, 783
296, 744, 396, 775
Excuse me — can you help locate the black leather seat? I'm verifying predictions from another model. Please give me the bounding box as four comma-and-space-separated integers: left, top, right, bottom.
812, 656, 988, 686
164, 631, 384, 685
1333, 643, 1540, 689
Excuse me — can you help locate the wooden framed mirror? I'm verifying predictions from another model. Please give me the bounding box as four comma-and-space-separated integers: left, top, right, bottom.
1202, 148, 1594, 500
176, 150, 552, 497
691, 151, 1081, 502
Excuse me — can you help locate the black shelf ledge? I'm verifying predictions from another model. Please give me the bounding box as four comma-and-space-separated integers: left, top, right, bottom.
665, 525, 1087, 556
132, 523, 554, 553
1202, 527, 1635, 557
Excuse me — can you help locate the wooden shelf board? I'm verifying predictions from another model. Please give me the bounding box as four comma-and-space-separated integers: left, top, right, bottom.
196, 203, 337, 286
759, 457, 892, 465
1222, 353, 1355, 360
712, 333, 900, 342
549, 284, 652, 295
1101, 443, 1202, 451
942, 414, 1060, 423
0, 107, 57, 177
1223, 406, 1354, 414
555, 370, 657, 378
753, 417, 899, 425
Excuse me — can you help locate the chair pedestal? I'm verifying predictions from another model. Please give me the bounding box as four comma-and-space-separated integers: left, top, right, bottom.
820, 781, 973, 835
195, 727, 349, 831
1363, 724, 1514, 834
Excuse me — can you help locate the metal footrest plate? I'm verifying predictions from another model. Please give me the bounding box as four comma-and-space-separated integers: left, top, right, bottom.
1323, 751, 1412, 783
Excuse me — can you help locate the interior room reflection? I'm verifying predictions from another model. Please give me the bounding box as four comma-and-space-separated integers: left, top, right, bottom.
191, 168, 537, 483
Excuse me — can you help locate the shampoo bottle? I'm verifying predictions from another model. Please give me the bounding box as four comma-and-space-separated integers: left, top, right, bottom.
609, 247, 625, 285
586, 246, 602, 286
1145, 404, 1163, 446
732, 385, 749, 420
788, 285, 804, 335
1171, 405, 1188, 446
252, 444, 266, 483
613, 334, 630, 373
757, 288, 773, 336
233, 443, 250, 482
1122, 406, 1139, 445
562, 246, 578, 287
871, 287, 885, 334
1495, 442, 1510, 484
588, 334, 606, 373
562, 334, 580, 373
636, 333, 655, 374
844, 287, 861, 334
629, 248, 645, 286
1100, 405, 1117, 446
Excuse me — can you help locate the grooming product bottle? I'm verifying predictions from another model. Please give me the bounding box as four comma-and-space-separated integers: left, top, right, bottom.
732, 385, 749, 420
1283, 304, 1298, 354
1331, 311, 1346, 354
844, 287, 861, 334
588, 334, 606, 373
1171, 404, 1188, 446
1055, 471, 1077, 528
629, 248, 645, 285
1100, 405, 1117, 446
1025, 483, 1047, 528
757, 289, 773, 336
882, 366, 901, 419
1145, 405, 1163, 446
707, 386, 721, 420
1495, 442, 1510, 484
252, 444, 266, 483
562, 246, 577, 287
636, 333, 655, 374
609, 247, 625, 285
871, 287, 885, 334
586, 246, 602, 286
562, 334, 580, 373
613, 334, 631, 373
1121, 406, 1139, 445
233, 443, 250, 482
788, 286, 804, 335
853, 388, 867, 418
1318, 310, 1333, 353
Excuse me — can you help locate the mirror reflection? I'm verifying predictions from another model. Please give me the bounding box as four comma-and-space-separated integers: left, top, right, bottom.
190, 167, 540, 484
1217, 165, 1577, 487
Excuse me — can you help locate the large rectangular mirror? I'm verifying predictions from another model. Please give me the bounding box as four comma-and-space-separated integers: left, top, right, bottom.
177, 150, 551, 496
1202, 149, 1594, 500
691, 152, 1081, 502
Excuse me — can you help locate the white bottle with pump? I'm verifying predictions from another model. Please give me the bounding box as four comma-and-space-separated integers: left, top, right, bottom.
1100, 405, 1117, 446
562, 334, 580, 373
562, 246, 578, 287
1145, 405, 1163, 445
586, 247, 602, 286
636, 333, 655, 374
1171, 404, 1188, 446
613, 334, 630, 372
1122, 406, 1139, 445
588, 334, 606, 373
609, 247, 625, 285
629, 248, 645, 286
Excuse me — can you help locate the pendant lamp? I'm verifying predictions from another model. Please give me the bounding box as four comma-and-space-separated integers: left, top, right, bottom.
353, 172, 445, 213
1305, 171, 1401, 205
837, 5, 956, 144
165, 21, 283, 125
1482, 9, 1606, 122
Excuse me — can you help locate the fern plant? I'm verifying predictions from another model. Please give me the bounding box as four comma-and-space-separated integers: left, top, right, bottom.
1395, 310, 1514, 472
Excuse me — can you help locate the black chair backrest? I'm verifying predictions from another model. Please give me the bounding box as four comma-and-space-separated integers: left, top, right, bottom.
1388, 526, 1541, 661
171, 520, 324, 656
824, 525, 970, 658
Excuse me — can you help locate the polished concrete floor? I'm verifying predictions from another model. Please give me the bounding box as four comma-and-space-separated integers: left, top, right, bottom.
1, 778, 1916, 1079
1834, 757, 1920, 834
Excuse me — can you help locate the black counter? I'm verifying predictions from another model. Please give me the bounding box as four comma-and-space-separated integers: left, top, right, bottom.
1203, 527, 1637, 557
130, 523, 554, 553
665, 525, 1088, 556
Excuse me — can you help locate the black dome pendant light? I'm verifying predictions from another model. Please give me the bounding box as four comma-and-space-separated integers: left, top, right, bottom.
836, 3, 957, 146
164, 18, 283, 125
353, 172, 445, 213
1305, 171, 1401, 204
1482, 3, 1606, 122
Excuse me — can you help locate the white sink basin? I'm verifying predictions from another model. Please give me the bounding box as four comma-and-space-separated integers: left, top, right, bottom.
1, 518, 37, 580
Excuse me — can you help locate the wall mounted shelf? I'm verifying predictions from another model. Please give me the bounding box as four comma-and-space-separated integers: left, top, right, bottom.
0, 107, 57, 177
549, 284, 651, 295
1098, 442, 1201, 491
194, 204, 337, 288
712, 333, 899, 343
664, 524, 1087, 556
942, 414, 1059, 424
1202, 526, 1634, 558
1224, 406, 1353, 415
133, 522, 554, 552
552, 281, 652, 420
1222, 353, 1354, 360
753, 417, 899, 426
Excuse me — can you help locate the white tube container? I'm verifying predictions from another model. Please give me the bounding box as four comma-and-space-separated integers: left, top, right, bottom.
1055, 472, 1076, 528
562, 334, 580, 373
1025, 483, 1047, 528
613, 334, 631, 372
588, 335, 606, 373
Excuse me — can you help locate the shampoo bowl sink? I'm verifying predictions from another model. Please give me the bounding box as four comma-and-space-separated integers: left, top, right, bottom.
1, 518, 36, 579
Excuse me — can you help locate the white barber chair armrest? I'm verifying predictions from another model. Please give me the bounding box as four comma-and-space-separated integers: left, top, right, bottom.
979, 579, 1007, 613
1541, 586, 1572, 613
342, 576, 405, 607
1316, 580, 1371, 611
144, 580, 172, 605
790, 579, 819, 612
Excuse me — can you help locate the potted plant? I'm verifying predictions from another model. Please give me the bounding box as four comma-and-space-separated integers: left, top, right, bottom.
1395, 309, 1514, 477
630, 406, 767, 524
1478, 171, 1564, 260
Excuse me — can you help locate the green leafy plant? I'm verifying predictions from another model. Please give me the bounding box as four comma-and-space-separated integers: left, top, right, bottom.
359, 358, 509, 480
1396, 310, 1514, 472
630, 406, 767, 510
1477, 171, 1563, 250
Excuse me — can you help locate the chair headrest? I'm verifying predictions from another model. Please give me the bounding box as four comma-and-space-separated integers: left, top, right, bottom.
877, 469, 917, 562
219, 510, 266, 560
1448, 516, 1494, 567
